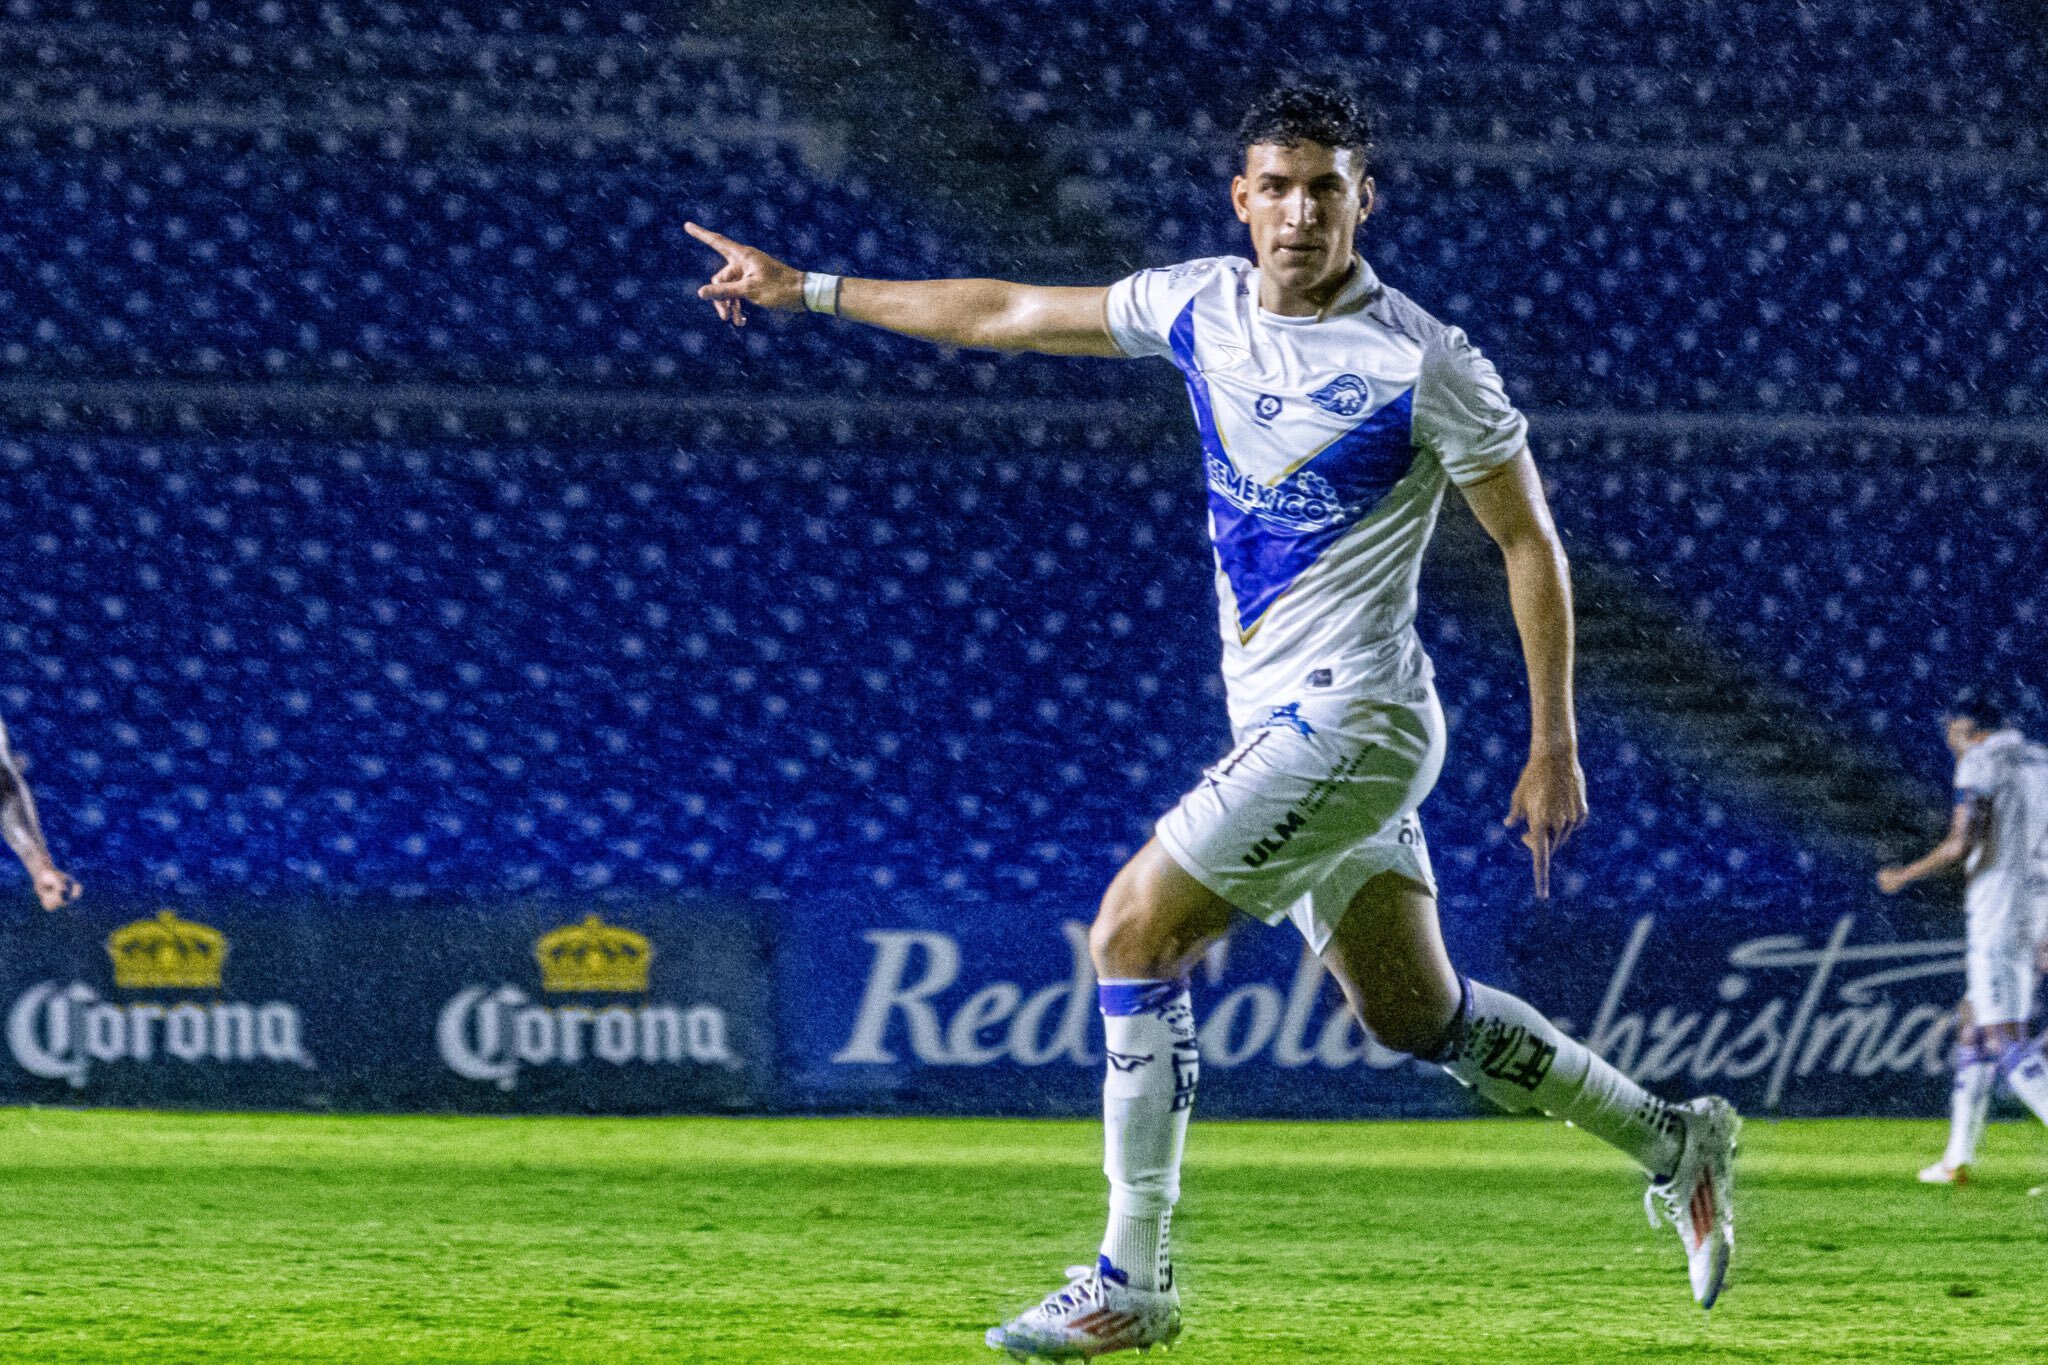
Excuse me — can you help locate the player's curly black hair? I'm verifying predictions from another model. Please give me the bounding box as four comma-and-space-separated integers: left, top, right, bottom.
1236, 81, 1374, 170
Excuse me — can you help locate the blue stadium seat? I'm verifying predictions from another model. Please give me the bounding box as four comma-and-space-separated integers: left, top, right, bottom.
0, 146, 1118, 400
908, 0, 2045, 128
1086, 152, 2048, 418
1555, 441, 2048, 757
0, 437, 1806, 911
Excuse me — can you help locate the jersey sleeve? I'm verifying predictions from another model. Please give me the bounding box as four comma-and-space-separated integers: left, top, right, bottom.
1954, 746, 1993, 801
1103, 259, 1227, 360
1411, 327, 1529, 486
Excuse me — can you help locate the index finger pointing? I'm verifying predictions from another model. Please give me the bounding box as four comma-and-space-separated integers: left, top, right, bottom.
684, 221, 742, 259
1528, 827, 1552, 899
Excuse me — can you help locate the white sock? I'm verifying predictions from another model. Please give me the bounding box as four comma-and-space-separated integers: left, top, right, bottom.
1998, 1038, 2048, 1127
1098, 978, 1197, 1292
1944, 1045, 1996, 1168
1440, 978, 1684, 1178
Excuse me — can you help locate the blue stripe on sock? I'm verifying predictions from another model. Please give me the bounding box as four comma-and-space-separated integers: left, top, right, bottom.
1097, 979, 1183, 1017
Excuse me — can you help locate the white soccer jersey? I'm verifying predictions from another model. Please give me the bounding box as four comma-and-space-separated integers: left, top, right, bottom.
1956, 729, 2048, 887
1106, 255, 1527, 727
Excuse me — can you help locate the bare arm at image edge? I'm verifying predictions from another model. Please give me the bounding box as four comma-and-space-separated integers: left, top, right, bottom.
0, 721, 80, 911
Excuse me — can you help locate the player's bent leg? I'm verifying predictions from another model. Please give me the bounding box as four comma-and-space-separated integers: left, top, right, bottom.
1312, 870, 1459, 1054
1988, 1021, 2048, 1130
1965, 941, 2048, 1136
1320, 872, 1737, 1309
989, 842, 1229, 1359
1321, 872, 1685, 1173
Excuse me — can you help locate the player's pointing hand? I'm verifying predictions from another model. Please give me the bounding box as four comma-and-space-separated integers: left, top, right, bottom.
1506, 747, 1588, 899
685, 222, 806, 327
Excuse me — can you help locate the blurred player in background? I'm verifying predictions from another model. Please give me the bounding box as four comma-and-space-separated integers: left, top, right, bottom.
688, 82, 1739, 1357
1880, 686, 2048, 1183
0, 716, 78, 910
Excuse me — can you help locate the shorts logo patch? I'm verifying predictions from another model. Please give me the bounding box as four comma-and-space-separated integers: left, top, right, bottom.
1308, 373, 1372, 417
1306, 668, 1332, 688
1255, 701, 1315, 738
1254, 394, 1283, 422
1242, 809, 1306, 869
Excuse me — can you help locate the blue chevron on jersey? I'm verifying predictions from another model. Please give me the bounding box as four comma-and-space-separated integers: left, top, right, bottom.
1168, 298, 1418, 638
1207, 392, 1416, 637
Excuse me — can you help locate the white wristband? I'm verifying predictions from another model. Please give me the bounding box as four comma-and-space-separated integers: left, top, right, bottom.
801, 271, 842, 316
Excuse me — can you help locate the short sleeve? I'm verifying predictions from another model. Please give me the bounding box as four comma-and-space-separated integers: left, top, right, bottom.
1104, 259, 1226, 361
1412, 327, 1528, 486
1954, 746, 1992, 800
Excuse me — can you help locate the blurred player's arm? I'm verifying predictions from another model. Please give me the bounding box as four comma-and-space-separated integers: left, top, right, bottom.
0, 721, 79, 911
1876, 798, 1984, 894
684, 223, 1120, 357
1459, 448, 1586, 898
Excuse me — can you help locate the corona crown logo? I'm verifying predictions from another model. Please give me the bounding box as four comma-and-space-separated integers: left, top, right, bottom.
106, 910, 227, 991
534, 914, 652, 993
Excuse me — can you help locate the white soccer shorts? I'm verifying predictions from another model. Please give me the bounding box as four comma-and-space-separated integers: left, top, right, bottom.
1963, 873, 2048, 1027
1155, 684, 1444, 955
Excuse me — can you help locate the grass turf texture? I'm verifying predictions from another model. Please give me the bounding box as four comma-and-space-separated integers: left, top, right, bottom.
0, 1111, 2044, 1361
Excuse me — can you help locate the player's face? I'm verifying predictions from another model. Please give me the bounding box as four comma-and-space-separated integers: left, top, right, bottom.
1232, 141, 1372, 302
1945, 716, 1982, 755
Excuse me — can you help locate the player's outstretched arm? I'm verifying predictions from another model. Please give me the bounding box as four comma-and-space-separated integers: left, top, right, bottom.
1460, 449, 1587, 898
685, 223, 1122, 357
0, 721, 79, 911
1876, 799, 1982, 894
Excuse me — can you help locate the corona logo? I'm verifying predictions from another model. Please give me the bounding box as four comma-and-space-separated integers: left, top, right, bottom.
535, 914, 651, 993
437, 913, 737, 1089
7, 910, 311, 1088
107, 910, 227, 991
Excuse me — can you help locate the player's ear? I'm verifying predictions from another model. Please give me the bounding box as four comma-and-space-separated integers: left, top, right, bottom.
1231, 174, 1252, 224
1359, 176, 1376, 223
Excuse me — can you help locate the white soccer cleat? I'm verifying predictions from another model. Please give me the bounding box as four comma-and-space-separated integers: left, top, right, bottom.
986, 1258, 1182, 1360
1917, 1161, 1969, 1186
1645, 1095, 1739, 1310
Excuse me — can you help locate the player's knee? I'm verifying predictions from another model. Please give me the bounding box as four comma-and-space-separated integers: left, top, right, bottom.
1089, 896, 1171, 978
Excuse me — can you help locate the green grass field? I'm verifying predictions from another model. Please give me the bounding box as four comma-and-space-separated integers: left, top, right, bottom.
0, 1109, 2044, 1362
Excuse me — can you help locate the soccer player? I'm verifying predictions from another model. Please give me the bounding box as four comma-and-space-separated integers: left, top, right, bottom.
687, 84, 1739, 1355
0, 715, 78, 910
1878, 686, 2048, 1182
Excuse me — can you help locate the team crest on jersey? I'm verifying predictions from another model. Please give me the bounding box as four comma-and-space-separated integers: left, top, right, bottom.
1308, 373, 1372, 417
1254, 394, 1283, 422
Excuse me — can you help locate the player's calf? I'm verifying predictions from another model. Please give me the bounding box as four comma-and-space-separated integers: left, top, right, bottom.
1435, 978, 1685, 1176
1994, 1033, 2048, 1126
1923, 1039, 1995, 1182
